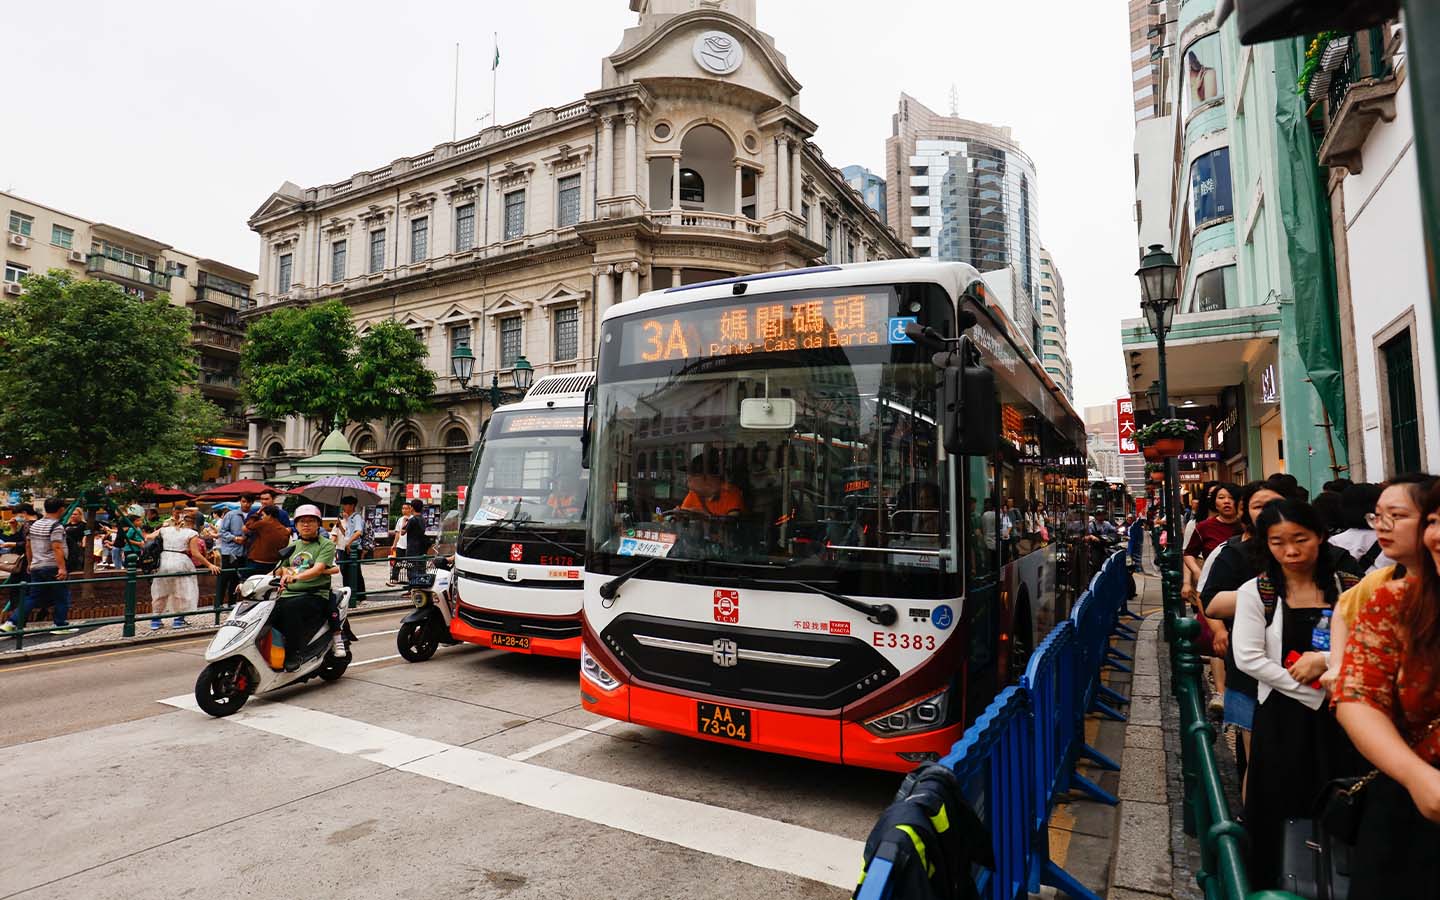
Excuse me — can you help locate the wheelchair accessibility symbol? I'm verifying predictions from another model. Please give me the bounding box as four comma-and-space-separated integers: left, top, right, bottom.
931, 604, 954, 630
888, 317, 917, 344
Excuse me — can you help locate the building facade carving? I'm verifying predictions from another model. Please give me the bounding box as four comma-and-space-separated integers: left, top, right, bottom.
242, 0, 904, 486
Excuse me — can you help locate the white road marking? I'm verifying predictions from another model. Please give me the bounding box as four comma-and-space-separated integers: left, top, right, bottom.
159, 695, 860, 888
358, 628, 399, 638
507, 717, 622, 762
351, 653, 401, 667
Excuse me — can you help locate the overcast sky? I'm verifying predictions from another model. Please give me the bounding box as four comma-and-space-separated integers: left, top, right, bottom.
1, 0, 1140, 410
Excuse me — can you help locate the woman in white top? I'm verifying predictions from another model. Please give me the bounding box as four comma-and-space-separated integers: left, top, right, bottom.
1232, 497, 1363, 886
148, 509, 219, 631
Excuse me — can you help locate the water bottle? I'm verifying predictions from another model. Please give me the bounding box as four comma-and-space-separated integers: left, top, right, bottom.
1312, 608, 1332, 652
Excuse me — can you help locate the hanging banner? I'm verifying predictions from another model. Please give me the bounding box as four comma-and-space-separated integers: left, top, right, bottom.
1117, 398, 1139, 455
456, 486, 468, 503
199, 445, 247, 459
361, 481, 392, 503
406, 483, 444, 501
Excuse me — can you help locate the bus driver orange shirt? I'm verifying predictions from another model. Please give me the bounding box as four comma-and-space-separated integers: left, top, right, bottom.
680, 479, 746, 517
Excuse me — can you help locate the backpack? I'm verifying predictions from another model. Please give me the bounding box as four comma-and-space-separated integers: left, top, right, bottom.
1256, 568, 1361, 625
137, 535, 163, 574
853, 764, 993, 900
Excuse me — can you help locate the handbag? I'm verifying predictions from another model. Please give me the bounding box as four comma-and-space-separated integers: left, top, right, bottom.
0, 552, 22, 575
1318, 713, 1440, 844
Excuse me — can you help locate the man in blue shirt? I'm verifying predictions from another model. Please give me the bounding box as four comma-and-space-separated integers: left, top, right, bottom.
258, 489, 292, 531
1126, 513, 1148, 573
215, 494, 253, 604
334, 495, 367, 603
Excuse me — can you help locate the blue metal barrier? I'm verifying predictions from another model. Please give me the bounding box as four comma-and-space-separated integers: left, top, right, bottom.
857, 551, 1135, 900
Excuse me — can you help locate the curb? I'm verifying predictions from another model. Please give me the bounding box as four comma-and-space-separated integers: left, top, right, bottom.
0, 600, 412, 667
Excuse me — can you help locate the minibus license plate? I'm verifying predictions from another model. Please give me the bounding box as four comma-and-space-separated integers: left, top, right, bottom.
697, 702, 750, 742
491, 633, 532, 651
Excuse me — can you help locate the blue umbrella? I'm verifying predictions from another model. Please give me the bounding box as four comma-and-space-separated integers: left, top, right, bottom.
296, 476, 382, 507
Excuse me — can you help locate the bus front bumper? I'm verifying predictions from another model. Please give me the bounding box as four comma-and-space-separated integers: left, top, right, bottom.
450, 612, 582, 659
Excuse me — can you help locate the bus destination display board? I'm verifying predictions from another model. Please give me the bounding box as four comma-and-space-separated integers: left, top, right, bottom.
498, 412, 585, 434
617, 290, 905, 365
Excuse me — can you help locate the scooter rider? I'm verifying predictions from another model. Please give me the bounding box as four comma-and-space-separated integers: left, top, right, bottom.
274, 505, 339, 671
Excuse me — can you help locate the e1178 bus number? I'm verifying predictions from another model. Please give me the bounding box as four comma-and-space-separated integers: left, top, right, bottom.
872, 633, 937, 651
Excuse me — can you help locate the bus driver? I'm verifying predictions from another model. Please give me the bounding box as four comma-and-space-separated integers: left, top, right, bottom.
680, 452, 746, 518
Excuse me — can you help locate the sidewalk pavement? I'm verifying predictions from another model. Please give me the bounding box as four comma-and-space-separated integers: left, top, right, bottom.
1107, 568, 1240, 900
0, 564, 411, 663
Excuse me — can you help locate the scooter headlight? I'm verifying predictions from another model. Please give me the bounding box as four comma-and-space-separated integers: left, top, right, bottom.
411, 591, 429, 609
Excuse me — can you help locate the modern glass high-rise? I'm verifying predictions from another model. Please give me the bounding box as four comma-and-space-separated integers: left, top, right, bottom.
840, 165, 887, 223
886, 94, 1041, 345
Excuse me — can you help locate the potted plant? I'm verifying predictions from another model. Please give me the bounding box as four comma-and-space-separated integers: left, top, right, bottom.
1136, 418, 1199, 458
1142, 443, 1162, 461
1146, 463, 1165, 484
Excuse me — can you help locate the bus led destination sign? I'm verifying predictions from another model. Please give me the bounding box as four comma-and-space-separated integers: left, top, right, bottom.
619, 291, 896, 365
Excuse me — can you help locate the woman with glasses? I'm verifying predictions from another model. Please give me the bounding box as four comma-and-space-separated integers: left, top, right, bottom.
1334, 480, 1440, 897
1322, 474, 1436, 693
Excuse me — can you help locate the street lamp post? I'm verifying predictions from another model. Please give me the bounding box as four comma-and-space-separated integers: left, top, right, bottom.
1137, 244, 1183, 638
450, 346, 535, 410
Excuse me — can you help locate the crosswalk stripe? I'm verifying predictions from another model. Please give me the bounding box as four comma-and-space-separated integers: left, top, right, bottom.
160, 694, 860, 888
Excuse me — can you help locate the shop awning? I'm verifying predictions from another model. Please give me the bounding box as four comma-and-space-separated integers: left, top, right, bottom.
1120, 306, 1281, 401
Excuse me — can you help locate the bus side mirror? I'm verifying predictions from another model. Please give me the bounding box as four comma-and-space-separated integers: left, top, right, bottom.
580, 385, 595, 470
941, 355, 998, 456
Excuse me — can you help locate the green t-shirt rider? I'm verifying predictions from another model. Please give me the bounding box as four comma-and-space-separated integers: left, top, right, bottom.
273, 504, 341, 670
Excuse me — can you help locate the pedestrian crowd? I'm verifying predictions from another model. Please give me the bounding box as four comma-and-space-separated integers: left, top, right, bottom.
1142, 471, 1440, 896
1, 491, 436, 636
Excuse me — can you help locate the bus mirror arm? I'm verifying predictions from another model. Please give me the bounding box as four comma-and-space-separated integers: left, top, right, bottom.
580, 385, 595, 469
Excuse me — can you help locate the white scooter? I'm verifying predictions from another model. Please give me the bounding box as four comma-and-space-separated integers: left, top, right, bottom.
194, 547, 356, 717
396, 559, 459, 662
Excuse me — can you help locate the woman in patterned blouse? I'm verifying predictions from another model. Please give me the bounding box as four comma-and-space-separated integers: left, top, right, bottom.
1336, 481, 1440, 898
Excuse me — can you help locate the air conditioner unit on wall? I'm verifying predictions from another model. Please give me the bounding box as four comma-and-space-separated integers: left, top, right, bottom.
8, 233, 29, 249
68, 249, 86, 263
4, 283, 23, 295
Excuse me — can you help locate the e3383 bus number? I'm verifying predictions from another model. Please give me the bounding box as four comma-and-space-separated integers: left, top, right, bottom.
872, 632, 937, 651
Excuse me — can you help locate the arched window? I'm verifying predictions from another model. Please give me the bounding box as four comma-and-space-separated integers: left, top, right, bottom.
395, 429, 421, 452
394, 429, 423, 486
678, 168, 704, 204
443, 427, 470, 489
265, 442, 285, 459
354, 433, 378, 456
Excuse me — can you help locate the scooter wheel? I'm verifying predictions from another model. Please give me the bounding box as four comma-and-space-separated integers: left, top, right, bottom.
397, 620, 439, 662
195, 661, 249, 717
318, 652, 350, 682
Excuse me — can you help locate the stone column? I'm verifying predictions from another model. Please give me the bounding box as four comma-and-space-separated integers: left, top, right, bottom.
671, 266, 683, 288
734, 163, 744, 216
671, 157, 682, 210
247, 421, 259, 454
593, 264, 615, 317
776, 137, 790, 213
791, 144, 803, 214
599, 115, 615, 199
623, 112, 638, 197
621, 262, 640, 301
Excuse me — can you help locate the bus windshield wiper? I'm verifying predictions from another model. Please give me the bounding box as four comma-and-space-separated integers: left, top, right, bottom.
598, 556, 664, 604
741, 578, 898, 626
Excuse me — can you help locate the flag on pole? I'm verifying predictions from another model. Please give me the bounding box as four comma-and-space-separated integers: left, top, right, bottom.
492, 34, 500, 71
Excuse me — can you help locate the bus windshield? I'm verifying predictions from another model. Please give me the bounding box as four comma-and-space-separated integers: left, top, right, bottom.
590, 287, 958, 599
465, 406, 588, 529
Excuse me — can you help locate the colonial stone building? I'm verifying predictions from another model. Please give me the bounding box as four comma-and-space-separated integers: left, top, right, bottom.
242, 0, 905, 490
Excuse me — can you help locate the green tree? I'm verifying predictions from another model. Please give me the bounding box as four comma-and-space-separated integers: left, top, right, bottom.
240, 300, 434, 432
0, 271, 223, 586
0, 271, 223, 494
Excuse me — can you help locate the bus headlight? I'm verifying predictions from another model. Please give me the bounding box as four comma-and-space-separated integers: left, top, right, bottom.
862, 688, 950, 737
580, 646, 620, 691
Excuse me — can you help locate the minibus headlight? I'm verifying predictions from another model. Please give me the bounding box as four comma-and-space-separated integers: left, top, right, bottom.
862, 688, 950, 737
581, 646, 620, 691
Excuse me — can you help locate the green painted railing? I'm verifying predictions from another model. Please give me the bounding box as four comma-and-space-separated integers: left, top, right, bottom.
1167, 611, 1303, 900
0, 554, 432, 651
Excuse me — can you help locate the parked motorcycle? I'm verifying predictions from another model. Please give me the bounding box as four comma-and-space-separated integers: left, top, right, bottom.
193, 546, 356, 717
397, 510, 461, 663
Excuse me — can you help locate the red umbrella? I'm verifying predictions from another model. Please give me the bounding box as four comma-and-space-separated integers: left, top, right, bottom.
138, 482, 195, 502
194, 479, 285, 502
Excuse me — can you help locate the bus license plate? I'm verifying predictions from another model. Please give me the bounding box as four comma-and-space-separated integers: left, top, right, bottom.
697, 702, 751, 742
491, 633, 532, 652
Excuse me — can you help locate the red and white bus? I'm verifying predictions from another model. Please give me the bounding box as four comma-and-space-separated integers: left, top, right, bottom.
579, 260, 1087, 771
451, 373, 593, 658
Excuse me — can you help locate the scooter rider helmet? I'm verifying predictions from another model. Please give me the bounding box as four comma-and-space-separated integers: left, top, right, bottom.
293, 504, 324, 522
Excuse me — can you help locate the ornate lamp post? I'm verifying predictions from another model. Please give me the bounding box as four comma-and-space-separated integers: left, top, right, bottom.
451, 346, 534, 409
1137, 244, 1183, 635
